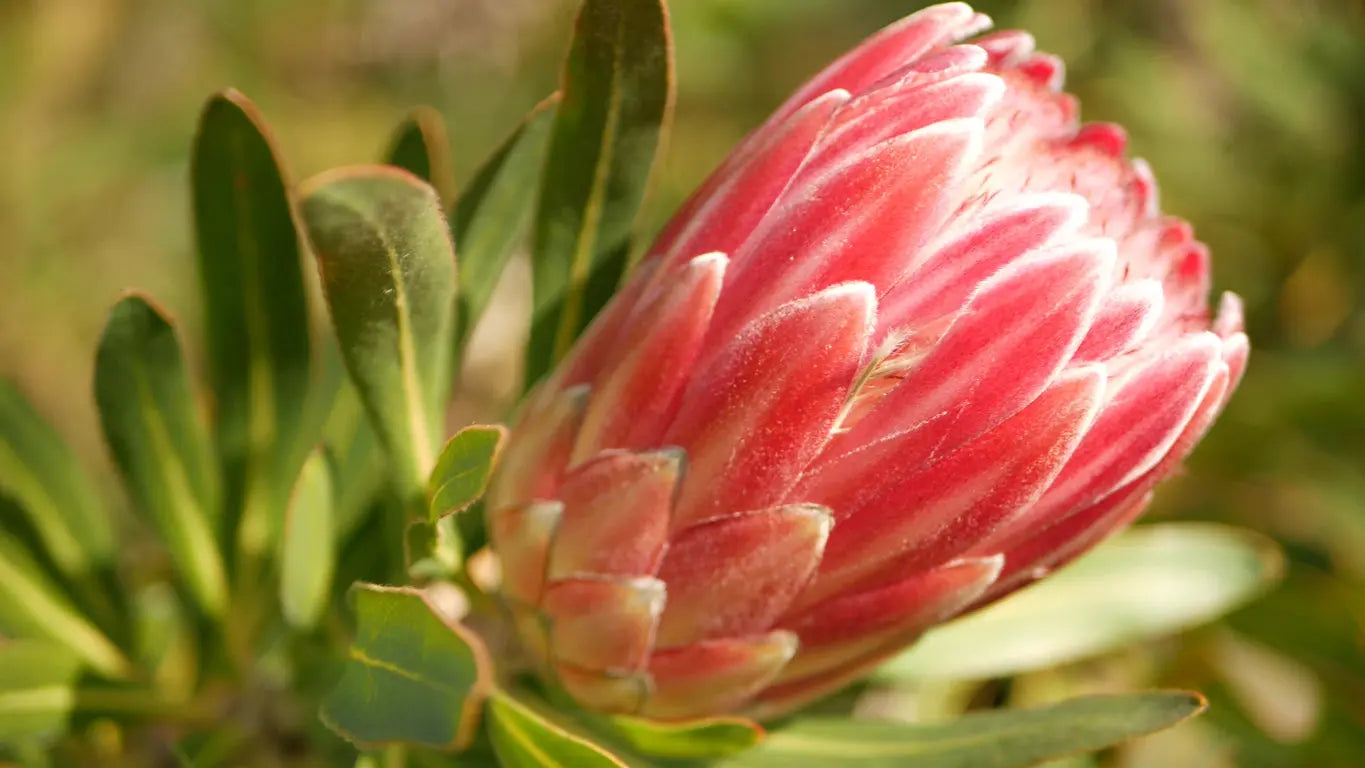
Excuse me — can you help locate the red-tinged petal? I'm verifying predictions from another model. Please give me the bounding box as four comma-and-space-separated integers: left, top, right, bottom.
975, 30, 1035, 67
488, 501, 562, 605
876, 192, 1089, 333
776, 556, 1000, 683
572, 254, 726, 459
664, 283, 874, 529
800, 366, 1104, 609
1028, 332, 1221, 520
543, 256, 662, 392
556, 663, 649, 714
744, 642, 903, 721
860, 43, 990, 94
1214, 291, 1245, 338
810, 73, 1002, 179
1072, 279, 1164, 363
490, 384, 588, 509
830, 241, 1112, 461
655, 505, 833, 648
547, 450, 681, 579
651, 91, 849, 268
712, 120, 981, 341
769, 3, 990, 123
642, 632, 798, 720
541, 576, 665, 671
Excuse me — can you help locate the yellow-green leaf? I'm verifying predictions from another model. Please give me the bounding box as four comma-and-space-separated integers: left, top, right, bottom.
488, 691, 627, 768
386, 106, 456, 204
427, 425, 506, 523
0, 639, 82, 745
94, 295, 227, 617
279, 449, 336, 630
605, 713, 763, 759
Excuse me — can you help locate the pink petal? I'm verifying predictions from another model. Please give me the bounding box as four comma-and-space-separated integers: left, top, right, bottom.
571, 253, 726, 459
541, 575, 665, 671
487, 500, 562, 605
642, 632, 798, 720
710, 120, 981, 342
975, 30, 1036, 67
827, 241, 1112, 463
489, 384, 587, 509
664, 283, 874, 529
655, 504, 833, 648
546, 449, 680, 579
1071, 280, 1164, 363
799, 366, 1105, 608
776, 556, 1000, 683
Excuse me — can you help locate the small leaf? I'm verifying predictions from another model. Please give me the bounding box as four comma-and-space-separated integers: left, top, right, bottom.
0, 639, 82, 745
192, 90, 314, 561
605, 713, 764, 759
0, 382, 115, 580
452, 94, 559, 352
525, 0, 674, 385
386, 106, 456, 204
487, 691, 627, 768
280, 449, 336, 630
320, 582, 492, 750
719, 692, 1207, 767
0, 534, 130, 678
301, 166, 457, 498
428, 425, 506, 523
94, 296, 228, 617
879, 523, 1283, 682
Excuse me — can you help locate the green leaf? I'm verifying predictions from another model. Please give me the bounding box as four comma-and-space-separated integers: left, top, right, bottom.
879, 523, 1283, 682
94, 295, 228, 617
279, 449, 336, 630
604, 713, 764, 759
131, 583, 196, 700
452, 94, 559, 352
191, 90, 313, 561
301, 166, 457, 498
320, 582, 491, 750
320, 356, 386, 542
0, 382, 115, 579
386, 106, 456, 204
487, 691, 627, 767
525, 0, 674, 385
0, 639, 82, 745
427, 425, 506, 523
0, 534, 130, 678
719, 692, 1207, 767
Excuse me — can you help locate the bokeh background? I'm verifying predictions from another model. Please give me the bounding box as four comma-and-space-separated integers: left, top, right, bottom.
1, 0, 1362, 765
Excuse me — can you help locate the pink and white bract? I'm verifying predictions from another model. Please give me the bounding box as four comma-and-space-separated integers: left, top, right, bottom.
487, 2, 1247, 720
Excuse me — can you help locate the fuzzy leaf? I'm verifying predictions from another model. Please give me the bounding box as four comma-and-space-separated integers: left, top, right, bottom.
321, 583, 491, 750
0, 382, 114, 579
452, 94, 559, 352
301, 166, 457, 498
525, 0, 674, 385
280, 449, 336, 629
94, 296, 227, 617
487, 691, 627, 767
880, 524, 1283, 682
0, 640, 82, 745
428, 425, 506, 523
192, 90, 313, 560
0, 534, 129, 679
719, 692, 1207, 767
386, 106, 456, 204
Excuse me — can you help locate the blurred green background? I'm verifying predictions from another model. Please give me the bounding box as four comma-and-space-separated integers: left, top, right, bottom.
1, 0, 1362, 765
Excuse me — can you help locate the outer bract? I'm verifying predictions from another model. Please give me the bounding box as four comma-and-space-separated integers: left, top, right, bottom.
488, 2, 1247, 720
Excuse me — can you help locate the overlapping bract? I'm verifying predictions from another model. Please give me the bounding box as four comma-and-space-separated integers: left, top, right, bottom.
487, 2, 1247, 720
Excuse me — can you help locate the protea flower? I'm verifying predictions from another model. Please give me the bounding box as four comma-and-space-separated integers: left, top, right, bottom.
487, 2, 1247, 720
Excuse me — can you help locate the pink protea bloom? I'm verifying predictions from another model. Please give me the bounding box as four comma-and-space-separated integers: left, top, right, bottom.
487, 3, 1247, 720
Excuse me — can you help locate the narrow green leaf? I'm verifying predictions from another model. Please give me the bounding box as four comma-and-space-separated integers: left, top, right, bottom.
719, 692, 1207, 768
131, 583, 196, 700
452, 94, 559, 352
0, 639, 81, 745
301, 166, 457, 498
192, 90, 314, 561
279, 449, 336, 630
525, 0, 674, 385
0, 381, 114, 577
487, 691, 627, 768
320, 582, 491, 750
0, 534, 130, 678
319, 353, 386, 542
386, 106, 456, 204
94, 295, 228, 617
604, 713, 763, 759
427, 425, 506, 523
879, 523, 1284, 682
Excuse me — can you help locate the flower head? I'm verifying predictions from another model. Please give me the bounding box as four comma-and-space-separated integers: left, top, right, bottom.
488, 2, 1247, 720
